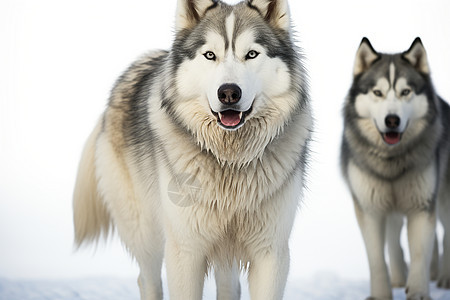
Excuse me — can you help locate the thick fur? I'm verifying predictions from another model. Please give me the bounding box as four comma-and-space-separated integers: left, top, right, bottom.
341, 37, 450, 299
73, 0, 312, 299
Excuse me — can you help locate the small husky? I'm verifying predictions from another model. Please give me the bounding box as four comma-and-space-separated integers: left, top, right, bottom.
73, 0, 312, 299
341, 37, 450, 299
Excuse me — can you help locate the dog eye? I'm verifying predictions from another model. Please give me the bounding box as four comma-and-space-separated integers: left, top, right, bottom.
245, 50, 259, 60
203, 51, 216, 61
373, 90, 383, 97
401, 89, 411, 97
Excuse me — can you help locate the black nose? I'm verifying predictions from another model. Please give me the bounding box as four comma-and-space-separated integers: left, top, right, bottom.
385, 114, 400, 129
218, 84, 241, 105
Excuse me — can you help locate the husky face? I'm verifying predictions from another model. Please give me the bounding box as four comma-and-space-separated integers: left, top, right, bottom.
170, 0, 297, 131
348, 38, 437, 147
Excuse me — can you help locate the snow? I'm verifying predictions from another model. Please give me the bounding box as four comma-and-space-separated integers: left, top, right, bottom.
1, 275, 449, 300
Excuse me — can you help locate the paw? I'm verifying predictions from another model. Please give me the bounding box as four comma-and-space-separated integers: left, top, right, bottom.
390, 260, 408, 287
437, 275, 450, 289
405, 286, 432, 300
391, 281, 406, 288
406, 296, 432, 300
406, 292, 432, 300
390, 268, 407, 287
391, 275, 407, 288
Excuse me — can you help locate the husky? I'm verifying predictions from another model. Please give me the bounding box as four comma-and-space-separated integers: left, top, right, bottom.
341, 37, 450, 300
72, 0, 312, 299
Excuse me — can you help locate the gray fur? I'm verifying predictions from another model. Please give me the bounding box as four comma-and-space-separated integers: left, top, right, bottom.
73, 1, 312, 299
341, 37, 450, 298
342, 53, 444, 182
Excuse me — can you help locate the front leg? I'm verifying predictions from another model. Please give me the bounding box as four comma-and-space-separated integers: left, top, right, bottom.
354, 203, 392, 300
386, 213, 408, 287
438, 193, 450, 288
215, 260, 241, 300
165, 236, 207, 300
405, 211, 436, 299
248, 244, 289, 300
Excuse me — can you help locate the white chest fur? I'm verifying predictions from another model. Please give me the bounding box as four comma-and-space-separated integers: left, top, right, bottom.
347, 159, 437, 213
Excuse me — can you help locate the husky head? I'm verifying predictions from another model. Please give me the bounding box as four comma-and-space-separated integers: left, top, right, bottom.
164, 0, 305, 136
160, 0, 307, 165
346, 37, 438, 148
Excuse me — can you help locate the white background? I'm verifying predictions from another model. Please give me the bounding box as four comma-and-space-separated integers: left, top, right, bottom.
1, 0, 449, 285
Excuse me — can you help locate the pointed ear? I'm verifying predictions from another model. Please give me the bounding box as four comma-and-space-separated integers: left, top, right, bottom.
353, 37, 380, 76
402, 37, 430, 74
247, 0, 291, 31
175, 0, 218, 31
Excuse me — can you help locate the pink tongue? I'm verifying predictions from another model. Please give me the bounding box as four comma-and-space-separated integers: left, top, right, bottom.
384, 132, 400, 145
220, 111, 241, 127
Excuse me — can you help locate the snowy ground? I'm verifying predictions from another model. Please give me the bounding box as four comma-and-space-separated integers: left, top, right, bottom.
1, 1, 450, 300
1, 275, 449, 300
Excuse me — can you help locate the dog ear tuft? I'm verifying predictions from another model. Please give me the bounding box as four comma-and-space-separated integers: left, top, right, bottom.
175, 0, 218, 31
402, 37, 430, 74
353, 37, 379, 76
247, 0, 291, 31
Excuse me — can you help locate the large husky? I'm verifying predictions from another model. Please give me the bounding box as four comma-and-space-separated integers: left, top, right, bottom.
73, 0, 312, 299
341, 37, 450, 299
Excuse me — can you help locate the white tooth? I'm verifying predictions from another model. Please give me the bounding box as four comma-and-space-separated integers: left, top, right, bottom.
239, 112, 243, 119
219, 112, 223, 120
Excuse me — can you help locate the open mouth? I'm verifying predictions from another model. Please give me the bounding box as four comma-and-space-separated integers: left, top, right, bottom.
212, 106, 253, 130
382, 131, 402, 145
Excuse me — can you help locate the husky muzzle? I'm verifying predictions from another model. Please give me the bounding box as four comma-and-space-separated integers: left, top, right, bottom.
213, 83, 253, 130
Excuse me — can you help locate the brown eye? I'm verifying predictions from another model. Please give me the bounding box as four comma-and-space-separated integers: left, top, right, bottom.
401, 89, 411, 96
373, 90, 382, 97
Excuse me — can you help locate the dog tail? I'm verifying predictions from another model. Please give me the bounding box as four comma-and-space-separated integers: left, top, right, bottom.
73, 119, 112, 249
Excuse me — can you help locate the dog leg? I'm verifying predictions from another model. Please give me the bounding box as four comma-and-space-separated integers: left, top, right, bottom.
95, 135, 165, 299
165, 236, 207, 300
438, 197, 450, 289
430, 234, 439, 281
354, 203, 392, 300
136, 255, 164, 300
114, 220, 164, 300
405, 211, 436, 299
215, 260, 241, 300
119, 216, 164, 300
134, 216, 165, 300
248, 244, 289, 300
386, 213, 408, 287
